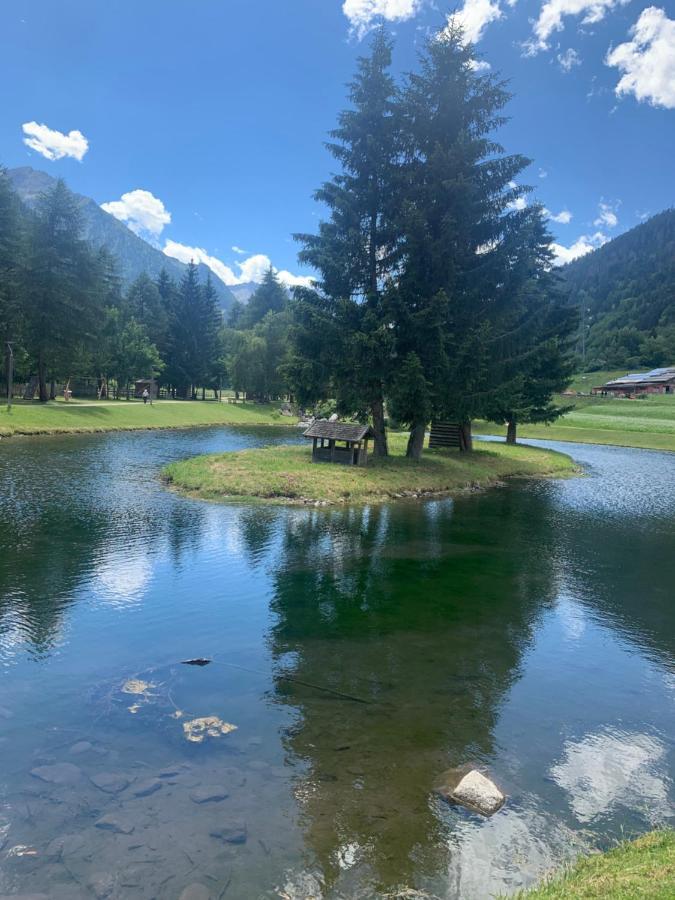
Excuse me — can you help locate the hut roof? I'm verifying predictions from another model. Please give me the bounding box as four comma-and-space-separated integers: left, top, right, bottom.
303, 421, 374, 442
604, 367, 675, 388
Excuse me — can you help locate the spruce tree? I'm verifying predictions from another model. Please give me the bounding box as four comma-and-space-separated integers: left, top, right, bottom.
293, 29, 400, 456
25, 180, 104, 401
240, 268, 287, 329
392, 21, 532, 456
0, 168, 25, 389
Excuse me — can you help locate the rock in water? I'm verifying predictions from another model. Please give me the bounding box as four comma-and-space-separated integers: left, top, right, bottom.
190, 786, 229, 804
132, 778, 162, 797
95, 815, 135, 835
209, 822, 247, 844
179, 885, 212, 900
438, 769, 504, 816
90, 772, 131, 794
181, 658, 211, 666
30, 763, 83, 785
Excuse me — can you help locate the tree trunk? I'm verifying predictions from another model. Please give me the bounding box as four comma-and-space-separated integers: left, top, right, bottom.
370, 397, 388, 457
459, 420, 473, 452
38, 352, 48, 402
406, 422, 426, 460
201, 386, 205, 401
506, 420, 517, 444
49, 380, 56, 400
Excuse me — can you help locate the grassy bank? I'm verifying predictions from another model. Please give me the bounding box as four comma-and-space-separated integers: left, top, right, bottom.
520, 830, 675, 899
0, 397, 288, 436
163, 433, 575, 505
476, 393, 675, 452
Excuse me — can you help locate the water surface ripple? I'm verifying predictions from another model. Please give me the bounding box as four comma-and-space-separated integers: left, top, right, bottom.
0, 428, 673, 899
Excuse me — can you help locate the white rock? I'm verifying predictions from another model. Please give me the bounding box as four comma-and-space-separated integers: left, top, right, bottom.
449, 769, 504, 816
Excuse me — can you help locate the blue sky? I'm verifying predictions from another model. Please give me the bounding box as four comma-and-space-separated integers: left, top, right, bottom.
1, 0, 673, 285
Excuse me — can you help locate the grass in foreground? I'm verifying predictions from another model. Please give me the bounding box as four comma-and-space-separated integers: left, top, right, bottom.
519, 830, 675, 899
163, 432, 575, 505
476, 393, 675, 452
0, 397, 286, 436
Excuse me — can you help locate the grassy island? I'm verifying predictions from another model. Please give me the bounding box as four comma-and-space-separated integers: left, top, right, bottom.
162, 434, 575, 505
521, 830, 675, 899
0, 397, 287, 437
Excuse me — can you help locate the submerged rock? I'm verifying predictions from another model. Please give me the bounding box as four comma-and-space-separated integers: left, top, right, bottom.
132, 778, 162, 797
95, 814, 135, 835
209, 822, 247, 844
69, 740, 93, 755
90, 772, 131, 794
190, 785, 229, 804
30, 763, 83, 785
179, 885, 212, 900
436, 768, 505, 816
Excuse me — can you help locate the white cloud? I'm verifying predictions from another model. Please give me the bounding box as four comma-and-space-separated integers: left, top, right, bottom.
163, 242, 313, 289
527, 0, 629, 53
449, 0, 503, 45
558, 47, 581, 71
164, 240, 238, 284
606, 7, 675, 109
101, 190, 171, 238
594, 201, 619, 227
231, 245, 247, 255
544, 207, 573, 223
22, 121, 89, 161
539, 168, 548, 178
551, 230, 608, 264
469, 58, 492, 72
342, 0, 421, 37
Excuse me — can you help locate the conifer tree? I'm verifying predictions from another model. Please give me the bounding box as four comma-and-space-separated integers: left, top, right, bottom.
240, 268, 287, 329
391, 21, 535, 456
24, 180, 104, 401
0, 168, 25, 388
293, 29, 400, 456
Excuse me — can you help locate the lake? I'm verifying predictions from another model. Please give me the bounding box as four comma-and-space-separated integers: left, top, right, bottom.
0, 426, 674, 899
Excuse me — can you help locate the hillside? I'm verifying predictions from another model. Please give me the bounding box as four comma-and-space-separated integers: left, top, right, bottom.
562, 208, 675, 369
7, 167, 235, 312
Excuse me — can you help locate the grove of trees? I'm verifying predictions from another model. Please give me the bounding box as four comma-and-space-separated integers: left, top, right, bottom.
1, 20, 578, 457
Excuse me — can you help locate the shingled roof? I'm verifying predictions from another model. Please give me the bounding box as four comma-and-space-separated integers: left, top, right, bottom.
303, 421, 374, 442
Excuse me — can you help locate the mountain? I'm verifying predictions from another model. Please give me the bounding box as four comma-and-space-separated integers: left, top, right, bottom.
228, 282, 259, 304
7, 167, 235, 312
562, 208, 675, 369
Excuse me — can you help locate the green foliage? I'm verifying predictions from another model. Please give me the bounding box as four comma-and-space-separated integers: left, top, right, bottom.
239, 268, 287, 328
564, 208, 675, 369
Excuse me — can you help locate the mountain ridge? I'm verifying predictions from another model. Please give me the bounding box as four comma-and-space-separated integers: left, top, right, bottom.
7, 166, 235, 312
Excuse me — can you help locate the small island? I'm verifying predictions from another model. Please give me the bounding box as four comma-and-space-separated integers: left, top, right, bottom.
162, 434, 575, 505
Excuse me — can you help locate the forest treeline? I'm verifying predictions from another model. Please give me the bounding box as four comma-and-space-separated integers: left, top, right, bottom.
563, 208, 675, 370
1, 24, 580, 457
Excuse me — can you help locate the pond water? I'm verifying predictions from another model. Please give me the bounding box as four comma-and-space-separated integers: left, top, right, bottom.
0, 426, 674, 899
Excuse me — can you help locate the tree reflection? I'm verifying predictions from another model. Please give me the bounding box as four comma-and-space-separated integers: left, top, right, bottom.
267, 489, 559, 894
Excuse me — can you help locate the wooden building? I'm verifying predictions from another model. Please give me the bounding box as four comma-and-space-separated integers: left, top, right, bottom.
429, 421, 462, 449
303, 421, 374, 467
593, 367, 675, 397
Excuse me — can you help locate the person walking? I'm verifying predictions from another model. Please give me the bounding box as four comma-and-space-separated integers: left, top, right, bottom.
142, 388, 149, 405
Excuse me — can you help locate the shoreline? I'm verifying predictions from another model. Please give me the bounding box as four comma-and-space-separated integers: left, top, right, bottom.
162, 438, 577, 507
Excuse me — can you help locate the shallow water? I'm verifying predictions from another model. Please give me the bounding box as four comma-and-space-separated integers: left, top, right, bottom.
0, 427, 673, 899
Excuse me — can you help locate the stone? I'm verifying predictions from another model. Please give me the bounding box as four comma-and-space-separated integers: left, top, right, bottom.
95, 814, 135, 835
90, 772, 131, 793
209, 822, 247, 844
190, 785, 229, 804
158, 762, 191, 778
87, 873, 116, 899
69, 740, 93, 755
438, 768, 504, 817
0, 895, 49, 899
30, 763, 83, 785
131, 778, 162, 797
179, 885, 212, 900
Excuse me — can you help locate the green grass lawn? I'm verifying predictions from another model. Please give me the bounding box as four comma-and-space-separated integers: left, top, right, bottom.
0, 397, 287, 436
519, 830, 675, 899
163, 432, 575, 505
476, 393, 675, 452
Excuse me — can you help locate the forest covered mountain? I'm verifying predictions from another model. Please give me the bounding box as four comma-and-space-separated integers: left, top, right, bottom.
562, 208, 675, 369
7, 167, 235, 312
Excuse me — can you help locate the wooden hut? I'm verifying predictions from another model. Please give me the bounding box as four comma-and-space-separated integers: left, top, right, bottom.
303, 421, 374, 467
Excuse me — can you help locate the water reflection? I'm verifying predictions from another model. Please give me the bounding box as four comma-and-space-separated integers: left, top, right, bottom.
266, 494, 561, 896
0, 431, 674, 898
